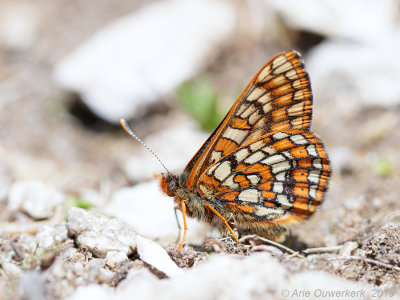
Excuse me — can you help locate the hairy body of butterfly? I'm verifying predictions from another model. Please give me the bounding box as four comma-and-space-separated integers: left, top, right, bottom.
160, 50, 331, 251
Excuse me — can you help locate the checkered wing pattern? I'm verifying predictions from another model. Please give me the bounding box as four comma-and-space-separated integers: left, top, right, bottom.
184, 51, 312, 189
197, 130, 330, 224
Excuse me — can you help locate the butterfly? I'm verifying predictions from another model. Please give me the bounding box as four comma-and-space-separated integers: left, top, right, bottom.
122, 50, 330, 252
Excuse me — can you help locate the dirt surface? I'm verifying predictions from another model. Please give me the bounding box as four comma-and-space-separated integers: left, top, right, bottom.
0, 0, 400, 299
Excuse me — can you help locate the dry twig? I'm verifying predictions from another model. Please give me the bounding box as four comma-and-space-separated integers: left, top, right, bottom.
329, 256, 400, 272
240, 234, 304, 258
303, 245, 343, 254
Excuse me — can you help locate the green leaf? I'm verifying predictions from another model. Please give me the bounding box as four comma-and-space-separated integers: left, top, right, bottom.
66, 195, 96, 210
177, 76, 224, 131
372, 158, 392, 176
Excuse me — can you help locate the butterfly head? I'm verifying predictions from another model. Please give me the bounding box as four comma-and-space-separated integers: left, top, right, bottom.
160, 173, 180, 197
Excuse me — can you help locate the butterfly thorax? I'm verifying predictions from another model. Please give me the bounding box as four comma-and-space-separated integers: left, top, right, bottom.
160, 173, 225, 222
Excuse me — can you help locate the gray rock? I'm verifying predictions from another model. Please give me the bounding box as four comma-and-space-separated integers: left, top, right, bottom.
86, 258, 105, 270
66, 207, 137, 258
339, 242, 358, 256
15, 233, 38, 257
8, 180, 64, 220
36, 223, 69, 250
43, 246, 110, 299
61, 247, 87, 264
85, 258, 114, 284
105, 251, 129, 270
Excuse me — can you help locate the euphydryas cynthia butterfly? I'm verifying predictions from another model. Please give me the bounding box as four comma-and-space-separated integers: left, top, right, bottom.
121, 50, 330, 251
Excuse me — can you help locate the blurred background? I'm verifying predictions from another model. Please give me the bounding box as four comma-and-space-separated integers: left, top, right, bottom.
0, 0, 400, 247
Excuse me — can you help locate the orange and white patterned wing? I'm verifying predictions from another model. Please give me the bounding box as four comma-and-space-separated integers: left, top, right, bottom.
197, 129, 330, 223
184, 51, 312, 189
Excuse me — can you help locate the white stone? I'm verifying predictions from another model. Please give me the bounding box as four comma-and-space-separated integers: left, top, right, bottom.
136, 235, 184, 277
0, 166, 11, 202
339, 241, 358, 256
67, 284, 113, 300
343, 196, 366, 211
1, 262, 22, 279
18, 271, 46, 300
329, 147, 353, 171
0, 2, 39, 51
308, 37, 400, 107
267, 0, 398, 42
53, 0, 236, 123
8, 180, 65, 220
105, 180, 212, 247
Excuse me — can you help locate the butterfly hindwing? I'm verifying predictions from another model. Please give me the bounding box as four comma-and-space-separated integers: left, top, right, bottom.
184, 51, 312, 190
197, 129, 330, 224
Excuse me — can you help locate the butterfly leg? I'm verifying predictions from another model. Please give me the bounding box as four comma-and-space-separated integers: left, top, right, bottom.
204, 202, 239, 243
177, 200, 188, 252
174, 205, 181, 244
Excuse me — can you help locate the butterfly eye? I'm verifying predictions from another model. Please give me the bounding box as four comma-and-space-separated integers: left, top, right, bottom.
168, 180, 178, 194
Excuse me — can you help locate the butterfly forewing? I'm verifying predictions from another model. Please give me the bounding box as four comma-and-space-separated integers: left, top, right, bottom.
184, 51, 313, 190
197, 130, 330, 224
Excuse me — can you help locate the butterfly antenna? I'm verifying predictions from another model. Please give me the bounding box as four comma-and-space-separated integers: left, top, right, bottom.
120, 119, 170, 174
